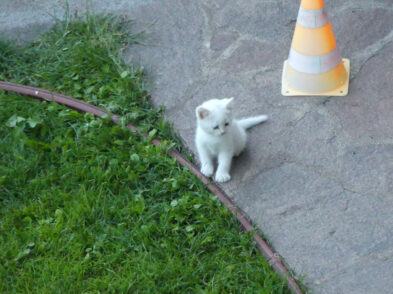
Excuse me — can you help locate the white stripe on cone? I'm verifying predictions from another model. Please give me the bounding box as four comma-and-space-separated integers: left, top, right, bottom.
297, 7, 329, 28
288, 46, 342, 74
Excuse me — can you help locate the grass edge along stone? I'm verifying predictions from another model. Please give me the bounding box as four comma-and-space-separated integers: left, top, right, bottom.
0, 11, 294, 294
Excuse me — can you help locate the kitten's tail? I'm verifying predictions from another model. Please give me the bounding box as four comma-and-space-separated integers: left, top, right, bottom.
237, 115, 268, 130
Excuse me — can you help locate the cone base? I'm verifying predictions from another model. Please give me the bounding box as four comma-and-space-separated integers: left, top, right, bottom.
281, 59, 350, 96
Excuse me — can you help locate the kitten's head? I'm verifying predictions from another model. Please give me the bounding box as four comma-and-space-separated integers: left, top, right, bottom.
196, 98, 234, 136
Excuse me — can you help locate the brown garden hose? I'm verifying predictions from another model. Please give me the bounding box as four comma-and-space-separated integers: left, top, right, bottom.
0, 80, 303, 294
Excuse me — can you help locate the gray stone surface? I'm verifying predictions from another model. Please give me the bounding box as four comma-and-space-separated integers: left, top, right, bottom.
2, 0, 393, 293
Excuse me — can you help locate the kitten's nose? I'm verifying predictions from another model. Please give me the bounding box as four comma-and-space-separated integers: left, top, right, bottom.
220, 131, 226, 135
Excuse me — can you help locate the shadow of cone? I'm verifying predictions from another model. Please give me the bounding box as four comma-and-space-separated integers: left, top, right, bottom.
282, 0, 350, 96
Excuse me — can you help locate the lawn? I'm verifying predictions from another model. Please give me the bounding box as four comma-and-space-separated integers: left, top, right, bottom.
0, 13, 290, 293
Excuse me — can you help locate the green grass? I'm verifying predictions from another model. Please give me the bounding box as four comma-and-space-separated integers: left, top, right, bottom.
0, 13, 290, 293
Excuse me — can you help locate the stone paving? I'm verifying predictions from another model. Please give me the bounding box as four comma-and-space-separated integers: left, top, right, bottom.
2, 1, 393, 293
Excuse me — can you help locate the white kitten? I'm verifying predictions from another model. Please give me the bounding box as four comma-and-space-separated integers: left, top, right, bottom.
195, 98, 268, 183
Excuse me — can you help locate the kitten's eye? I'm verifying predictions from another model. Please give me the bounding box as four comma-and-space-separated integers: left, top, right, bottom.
213, 125, 219, 130
225, 122, 229, 126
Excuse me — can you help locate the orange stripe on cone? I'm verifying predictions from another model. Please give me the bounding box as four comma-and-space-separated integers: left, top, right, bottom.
282, 0, 350, 96
292, 23, 336, 56
301, 0, 324, 10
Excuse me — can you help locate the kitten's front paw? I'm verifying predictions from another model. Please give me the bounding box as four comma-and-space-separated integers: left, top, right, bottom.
201, 163, 214, 177
215, 172, 231, 183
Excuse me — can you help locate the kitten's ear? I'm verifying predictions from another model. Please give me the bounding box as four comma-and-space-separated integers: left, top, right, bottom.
196, 107, 210, 119
224, 97, 234, 110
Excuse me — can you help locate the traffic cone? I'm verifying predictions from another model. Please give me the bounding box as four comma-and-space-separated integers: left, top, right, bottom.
282, 0, 350, 96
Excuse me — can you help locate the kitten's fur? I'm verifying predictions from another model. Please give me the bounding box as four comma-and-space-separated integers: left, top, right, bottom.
195, 98, 267, 182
